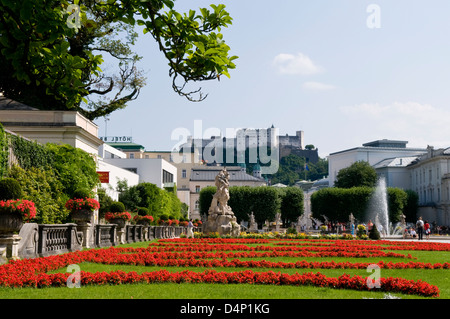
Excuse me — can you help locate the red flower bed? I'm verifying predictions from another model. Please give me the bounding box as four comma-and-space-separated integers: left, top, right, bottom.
0, 237, 445, 297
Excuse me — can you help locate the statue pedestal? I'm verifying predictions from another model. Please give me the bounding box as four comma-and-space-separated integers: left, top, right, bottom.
0, 234, 21, 262
204, 213, 241, 237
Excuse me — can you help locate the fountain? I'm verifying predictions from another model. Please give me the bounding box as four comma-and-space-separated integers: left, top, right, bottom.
366, 176, 407, 238
366, 177, 390, 237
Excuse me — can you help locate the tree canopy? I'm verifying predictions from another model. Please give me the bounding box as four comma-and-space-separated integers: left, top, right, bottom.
334, 160, 377, 189
0, 0, 237, 120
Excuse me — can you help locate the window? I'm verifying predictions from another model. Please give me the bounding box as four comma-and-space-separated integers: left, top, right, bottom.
163, 170, 173, 183
195, 185, 201, 193
157, 155, 162, 159
195, 200, 199, 210
182, 169, 187, 178
129, 153, 134, 159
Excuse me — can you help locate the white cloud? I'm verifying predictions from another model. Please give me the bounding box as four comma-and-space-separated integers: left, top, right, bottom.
302, 81, 336, 91
339, 102, 450, 149
273, 52, 323, 75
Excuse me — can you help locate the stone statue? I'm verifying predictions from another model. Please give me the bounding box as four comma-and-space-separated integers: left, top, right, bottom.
248, 212, 258, 232
400, 214, 406, 227
275, 212, 281, 232
209, 168, 232, 215
203, 168, 241, 237
349, 213, 355, 225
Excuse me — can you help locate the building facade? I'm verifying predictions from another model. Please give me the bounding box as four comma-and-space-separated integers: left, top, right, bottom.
407, 146, 450, 226
103, 157, 177, 190
328, 139, 427, 188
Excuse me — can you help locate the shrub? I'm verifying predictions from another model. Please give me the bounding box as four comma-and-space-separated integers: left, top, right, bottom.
159, 213, 169, 221
109, 201, 125, 213
72, 188, 92, 199
137, 207, 149, 216
0, 178, 23, 200
8, 165, 69, 224
97, 187, 114, 220
369, 224, 381, 240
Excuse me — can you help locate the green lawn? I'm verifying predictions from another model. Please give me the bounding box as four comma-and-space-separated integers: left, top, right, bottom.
0, 240, 449, 300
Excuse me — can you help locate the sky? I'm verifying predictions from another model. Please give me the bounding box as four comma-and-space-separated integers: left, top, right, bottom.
93, 0, 450, 159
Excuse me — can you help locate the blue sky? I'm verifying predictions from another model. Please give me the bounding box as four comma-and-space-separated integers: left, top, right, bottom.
93, 0, 450, 158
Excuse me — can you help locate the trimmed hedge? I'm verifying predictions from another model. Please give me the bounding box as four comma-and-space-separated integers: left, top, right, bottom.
310, 186, 409, 223
199, 186, 303, 227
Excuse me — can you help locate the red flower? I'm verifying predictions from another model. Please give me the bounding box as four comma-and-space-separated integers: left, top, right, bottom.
65, 198, 100, 212
0, 199, 37, 221
105, 212, 131, 221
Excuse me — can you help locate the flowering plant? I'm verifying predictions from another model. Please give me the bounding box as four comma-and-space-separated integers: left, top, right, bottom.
65, 198, 100, 212
133, 215, 154, 223
105, 211, 131, 221
157, 218, 173, 226
0, 199, 37, 221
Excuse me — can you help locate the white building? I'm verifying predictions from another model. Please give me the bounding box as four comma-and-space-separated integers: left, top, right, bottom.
97, 144, 139, 200
0, 108, 102, 156
408, 146, 450, 226
328, 139, 427, 188
103, 157, 177, 189
372, 156, 419, 190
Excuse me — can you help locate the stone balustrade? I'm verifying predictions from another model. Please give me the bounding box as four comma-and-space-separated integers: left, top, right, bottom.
0, 223, 202, 263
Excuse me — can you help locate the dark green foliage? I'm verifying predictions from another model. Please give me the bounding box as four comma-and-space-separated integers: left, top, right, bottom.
1, 131, 99, 223
109, 201, 125, 213
387, 187, 407, 223
267, 155, 328, 186
8, 165, 69, 224
335, 161, 377, 188
72, 188, 92, 199
0, 0, 237, 120
200, 185, 301, 227
97, 187, 114, 220
404, 190, 419, 222
278, 187, 304, 227
10, 135, 53, 170
251, 187, 280, 226
119, 182, 183, 219
159, 213, 169, 221
199, 186, 216, 216
137, 207, 149, 216
369, 224, 381, 240
0, 124, 8, 178
311, 186, 408, 223
45, 143, 99, 198
0, 177, 22, 200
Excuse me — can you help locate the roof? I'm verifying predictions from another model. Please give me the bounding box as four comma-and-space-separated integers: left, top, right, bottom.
362, 139, 408, 148
372, 156, 419, 169
190, 166, 265, 182
272, 183, 287, 188
107, 142, 145, 151
0, 95, 38, 110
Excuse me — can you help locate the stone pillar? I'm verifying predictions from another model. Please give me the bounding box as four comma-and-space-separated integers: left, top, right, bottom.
77, 223, 92, 248
0, 234, 21, 261
117, 227, 125, 245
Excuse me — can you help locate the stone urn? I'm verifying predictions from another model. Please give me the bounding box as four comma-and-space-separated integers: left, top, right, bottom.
0, 213, 23, 234
136, 219, 151, 226
109, 218, 126, 229
71, 209, 94, 224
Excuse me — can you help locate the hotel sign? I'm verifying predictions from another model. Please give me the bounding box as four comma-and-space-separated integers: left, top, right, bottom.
97, 171, 110, 183
100, 136, 133, 143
